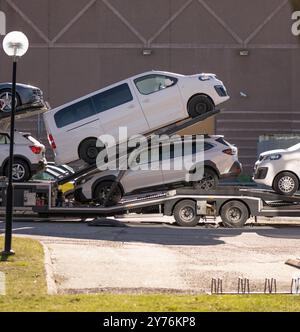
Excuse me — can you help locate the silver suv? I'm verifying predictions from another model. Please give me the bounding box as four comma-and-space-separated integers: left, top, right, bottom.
0, 131, 46, 182
74, 136, 242, 206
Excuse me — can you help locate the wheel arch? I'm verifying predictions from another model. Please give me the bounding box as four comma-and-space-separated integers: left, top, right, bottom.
78, 136, 98, 158
91, 175, 125, 199
1, 155, 32, 174
190, 161, 220, 178
0, 88, 22, 105
272, 170, 300, 189
187, 93, 215, 110
204, 163, 220, 178
164, 198, 198, 217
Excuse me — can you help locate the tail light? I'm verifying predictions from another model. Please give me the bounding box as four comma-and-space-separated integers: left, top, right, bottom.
48, 134, 57, 150
30, 146, 42, 154
223, 148, 236, 156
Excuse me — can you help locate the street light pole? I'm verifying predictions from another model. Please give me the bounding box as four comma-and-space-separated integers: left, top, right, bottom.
3, 58, 17, 256
1, 31, 29, 257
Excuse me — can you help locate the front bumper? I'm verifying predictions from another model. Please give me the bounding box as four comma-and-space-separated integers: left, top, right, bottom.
253, 167, 268, 180
253, 161, 275, 187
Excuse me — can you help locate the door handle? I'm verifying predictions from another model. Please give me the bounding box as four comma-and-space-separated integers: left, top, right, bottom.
143, 99, 150, 104
127, 104, 135, 109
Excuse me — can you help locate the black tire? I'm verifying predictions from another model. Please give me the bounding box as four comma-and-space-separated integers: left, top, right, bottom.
221, 200, 249, 228
0, 89, 21, 113
4, 158, 31, 182
173, 200, 201, 227
193, 168, 219, 191
188, 95, 214, 118
93, 181, 122, 207
78, 138, 105, 165
273, 172, 299, 196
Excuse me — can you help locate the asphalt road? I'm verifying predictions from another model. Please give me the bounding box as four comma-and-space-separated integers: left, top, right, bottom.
1, 218, 300, 294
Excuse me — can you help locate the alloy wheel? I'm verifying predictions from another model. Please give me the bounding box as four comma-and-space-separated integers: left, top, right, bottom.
0, 92, 18, 112
278, 176, 295, 193
12, 164, 26, 181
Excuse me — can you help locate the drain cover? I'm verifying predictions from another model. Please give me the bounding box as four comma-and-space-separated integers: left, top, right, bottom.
285, 259, 300, 269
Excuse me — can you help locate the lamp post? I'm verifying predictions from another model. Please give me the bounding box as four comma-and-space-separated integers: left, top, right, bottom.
1, 31, 29, 256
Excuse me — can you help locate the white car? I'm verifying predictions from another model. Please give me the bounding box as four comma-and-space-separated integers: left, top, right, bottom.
74, 136, 242, 205
254, 143, 300, 196
0, 131, 46, 182
43, 71, 229, 165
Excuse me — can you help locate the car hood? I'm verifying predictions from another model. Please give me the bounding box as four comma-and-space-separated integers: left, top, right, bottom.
260, 148, 287, 157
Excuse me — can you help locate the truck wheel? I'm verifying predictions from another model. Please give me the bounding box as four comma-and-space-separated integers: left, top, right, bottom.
220, 200, 249, 228
173, 200, 200, 227
273, 172, 299, 196
79, 138, 105, 165
188, 95, 214, 118
93, 181, 122, 207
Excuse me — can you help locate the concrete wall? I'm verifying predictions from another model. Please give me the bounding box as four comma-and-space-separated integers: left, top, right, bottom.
0, 0, 299, 173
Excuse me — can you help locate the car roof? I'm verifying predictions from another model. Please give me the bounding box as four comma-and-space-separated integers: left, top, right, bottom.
0, 82, 39, 89
131, 71, 185, 80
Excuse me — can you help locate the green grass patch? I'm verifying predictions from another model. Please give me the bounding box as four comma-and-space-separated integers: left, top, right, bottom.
1, 236, 300, 312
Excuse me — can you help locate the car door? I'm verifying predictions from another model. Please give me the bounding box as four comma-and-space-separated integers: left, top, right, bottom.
0, 133, 10, 168
161, 140, 190, 185
95, 82, 149, 140
132, 74, 186, 130
121, 146, 164, 193
161, 138, 206, 184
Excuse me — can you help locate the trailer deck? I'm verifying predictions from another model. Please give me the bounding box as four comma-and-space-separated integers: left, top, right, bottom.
1, 180, 300, 228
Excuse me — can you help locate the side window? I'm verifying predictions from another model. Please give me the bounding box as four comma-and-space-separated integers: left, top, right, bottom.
92, 83, 133, 114
204, 142, 214, 151
134, 75, 178, 95
0, 134, 9, 144
191, 141, 212, 154
54, 98, 95, 128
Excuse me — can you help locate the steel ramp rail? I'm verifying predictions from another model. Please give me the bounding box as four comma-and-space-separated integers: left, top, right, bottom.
175, 187, 300, 204
32, 191, 172, 217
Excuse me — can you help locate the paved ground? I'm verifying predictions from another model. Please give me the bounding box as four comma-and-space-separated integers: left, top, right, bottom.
1, 217, 300, 294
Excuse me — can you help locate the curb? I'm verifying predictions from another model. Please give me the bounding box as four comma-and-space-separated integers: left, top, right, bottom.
42, 243, 57, 295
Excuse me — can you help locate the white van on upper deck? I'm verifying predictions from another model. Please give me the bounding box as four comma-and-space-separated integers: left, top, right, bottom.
43, 70, 230, 165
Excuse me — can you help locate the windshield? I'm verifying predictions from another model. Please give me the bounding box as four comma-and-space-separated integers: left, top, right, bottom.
287, 143, 300, 152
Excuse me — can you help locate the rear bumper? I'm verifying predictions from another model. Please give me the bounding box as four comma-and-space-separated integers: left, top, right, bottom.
220, 161, 243, 179
30, 159, 47, 175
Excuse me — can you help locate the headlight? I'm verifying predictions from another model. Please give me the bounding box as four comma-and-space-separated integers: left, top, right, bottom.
263, 154, 282, 161
199, 74, 214, 81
